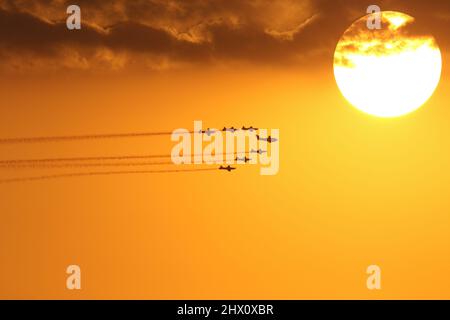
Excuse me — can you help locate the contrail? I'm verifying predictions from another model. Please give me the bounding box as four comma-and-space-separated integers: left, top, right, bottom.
0, 151, 252, 164
0, 127, 259, 144
0, 168, 218, 184
0, 161, 175, 169
0, 131, 177, 144
0, 154, 171, 164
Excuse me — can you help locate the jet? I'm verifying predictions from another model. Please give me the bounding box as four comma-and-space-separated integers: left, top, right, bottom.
202, 128, 215, 136
219, 165, 236, 172
242, 126, 258, 132
250, 148, 267, 154
256, 135, 278, 143
235, 156, 251, 163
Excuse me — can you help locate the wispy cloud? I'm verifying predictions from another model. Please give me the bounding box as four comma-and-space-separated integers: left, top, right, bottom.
0, 0, 448, 72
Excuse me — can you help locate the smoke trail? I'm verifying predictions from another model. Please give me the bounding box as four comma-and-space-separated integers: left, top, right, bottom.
0, 154, 171, 164
0, 161, 175, 169
0, 127, 259, 144
0, 131, 178, 144
0, 168, 218, 184
0, 151, 252, 165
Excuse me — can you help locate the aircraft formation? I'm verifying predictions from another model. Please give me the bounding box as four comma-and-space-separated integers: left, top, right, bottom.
0, 124, 277, 181
200, 126, 263, 136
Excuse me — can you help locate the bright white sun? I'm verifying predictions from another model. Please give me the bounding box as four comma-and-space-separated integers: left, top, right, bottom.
334, 11, 442, 118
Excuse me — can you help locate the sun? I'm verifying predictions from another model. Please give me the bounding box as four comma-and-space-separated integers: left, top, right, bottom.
334, 11, 442, 118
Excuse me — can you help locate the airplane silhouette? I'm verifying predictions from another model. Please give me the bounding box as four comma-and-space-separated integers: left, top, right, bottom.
256, 135, 278, 143
242, 126, 258, 132
219, 165, 236, 172
250, 148, 267, 154
235, 156, 251, 163
222, 127, 237, 132
202, 128, 215, 136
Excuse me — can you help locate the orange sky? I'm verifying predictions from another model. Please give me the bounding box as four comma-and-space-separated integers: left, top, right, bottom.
1, 0, 450, 299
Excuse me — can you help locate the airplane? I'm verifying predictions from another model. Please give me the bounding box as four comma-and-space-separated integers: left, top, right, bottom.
202, 128, 215, 136
235, 156, 251, 163
222, 127, 237, 132
242, 126, 258, 132
219, 165, 236, 172
250, 148, 267, 154
256, 135, 278, 143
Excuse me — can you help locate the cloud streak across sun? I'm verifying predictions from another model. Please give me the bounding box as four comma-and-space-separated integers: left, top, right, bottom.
334, 12, 439, 68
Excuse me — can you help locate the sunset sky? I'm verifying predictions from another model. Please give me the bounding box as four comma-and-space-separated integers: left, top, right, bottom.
1, 0, 450, 299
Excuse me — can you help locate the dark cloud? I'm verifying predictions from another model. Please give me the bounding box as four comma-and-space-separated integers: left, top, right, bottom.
0, 0, 449, 72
